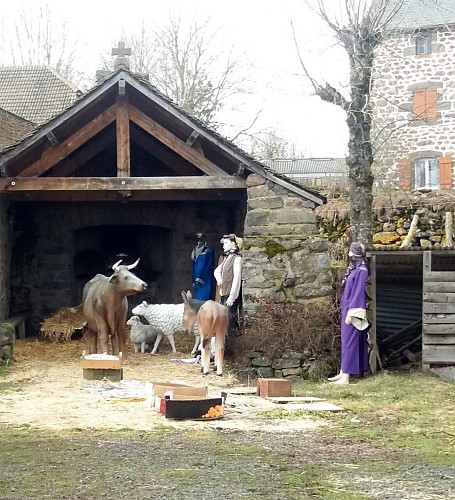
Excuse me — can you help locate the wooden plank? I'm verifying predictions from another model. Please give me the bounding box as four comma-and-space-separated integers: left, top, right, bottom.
18, 106, 117, 177
0, 188, 244, 202
423, 334, 455, 345
129, 105, 228, 176
368, 254, 379, 374
266, 396, 325, 403
423, 323, 455, 334
0, 176, 246, 191
116, 99, 130, 177
423, 292, 455, 303
423, 271, 455, 282
424, 282, 455, 293
423, 313, 455, 323
423, 303, 455, 314
422, 345, 455, 364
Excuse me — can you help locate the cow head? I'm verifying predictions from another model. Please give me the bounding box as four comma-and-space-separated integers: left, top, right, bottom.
108, 259, 148, 295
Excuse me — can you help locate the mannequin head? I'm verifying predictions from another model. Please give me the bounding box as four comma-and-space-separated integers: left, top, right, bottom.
195, 233, 206, 247
220, 233, 242, 254
348, 242, 366, 266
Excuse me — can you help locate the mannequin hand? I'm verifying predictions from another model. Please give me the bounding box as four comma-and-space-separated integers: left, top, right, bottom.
226, 297, 234, 307
345, 315, 352, 325
195, 278, 204, 286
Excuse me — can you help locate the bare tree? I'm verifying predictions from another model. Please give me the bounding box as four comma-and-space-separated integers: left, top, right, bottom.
295, 0, 404, 245
0, 3, 82, 84
105, 15, 251, 129
248, 129, 305, 161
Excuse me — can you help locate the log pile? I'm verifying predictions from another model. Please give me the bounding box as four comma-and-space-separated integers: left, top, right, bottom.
378, 319, 422, 368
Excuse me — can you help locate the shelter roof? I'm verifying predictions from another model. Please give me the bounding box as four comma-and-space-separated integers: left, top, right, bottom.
0, 68, 326, 205
0, 66, 80, 124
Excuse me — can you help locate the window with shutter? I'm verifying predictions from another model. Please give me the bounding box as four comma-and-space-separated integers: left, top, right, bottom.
412, 89, 437, 120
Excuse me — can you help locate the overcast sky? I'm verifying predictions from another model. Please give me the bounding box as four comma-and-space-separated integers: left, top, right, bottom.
1, 0, 350, 157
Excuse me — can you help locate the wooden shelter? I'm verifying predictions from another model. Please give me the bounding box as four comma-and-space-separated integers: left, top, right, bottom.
367, 248, 455, 373
0, 67, 326, 334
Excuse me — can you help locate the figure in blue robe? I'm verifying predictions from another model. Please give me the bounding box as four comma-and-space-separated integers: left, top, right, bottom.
191, 233, 214, 300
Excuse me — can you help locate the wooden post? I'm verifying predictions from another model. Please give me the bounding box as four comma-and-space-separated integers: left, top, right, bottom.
400, 214, 419, 248
443, 212, 454, 247
368, 254, 380, 374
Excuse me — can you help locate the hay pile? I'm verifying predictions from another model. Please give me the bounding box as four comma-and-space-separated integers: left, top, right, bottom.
41, 306, 86, 343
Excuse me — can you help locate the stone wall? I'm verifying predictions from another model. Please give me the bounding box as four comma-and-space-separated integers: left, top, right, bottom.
242, 174, 332, 312
371, 27, 455, 185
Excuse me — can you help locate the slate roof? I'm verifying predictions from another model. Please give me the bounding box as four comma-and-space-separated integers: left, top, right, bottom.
387, 0, 455, 30
0, 66, 80, 124
262, 158, 347, 176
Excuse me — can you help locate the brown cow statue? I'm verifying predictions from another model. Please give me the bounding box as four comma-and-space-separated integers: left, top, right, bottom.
83, 259, 147, 359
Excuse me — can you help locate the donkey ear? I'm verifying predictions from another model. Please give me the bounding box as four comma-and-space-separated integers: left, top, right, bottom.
186, 290, 192, 299
181, 291, 188, 304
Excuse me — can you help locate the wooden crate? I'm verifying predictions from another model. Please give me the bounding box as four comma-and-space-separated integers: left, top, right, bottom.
256, 378, 292, 397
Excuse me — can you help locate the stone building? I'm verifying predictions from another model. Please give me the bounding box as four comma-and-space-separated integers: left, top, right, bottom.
0, 59, 330, 340
371, 0, 455, 190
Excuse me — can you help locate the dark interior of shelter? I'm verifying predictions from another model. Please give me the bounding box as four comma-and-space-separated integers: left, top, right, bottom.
374, 251, 455, 369
8, 198, 245, 336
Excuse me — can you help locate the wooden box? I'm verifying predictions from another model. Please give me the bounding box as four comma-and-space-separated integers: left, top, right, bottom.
81, 353, 123, 381
256, 378, 292, 398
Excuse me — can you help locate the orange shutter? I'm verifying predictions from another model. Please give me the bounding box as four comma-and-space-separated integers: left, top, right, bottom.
398, 158, 412, 188
439, 156, 453, 189
413, 89, 437, 119
425, 89, 437, 120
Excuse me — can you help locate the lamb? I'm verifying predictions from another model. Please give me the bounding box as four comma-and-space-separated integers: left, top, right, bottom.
131, 300, 202, 354
126, 315, 158, 354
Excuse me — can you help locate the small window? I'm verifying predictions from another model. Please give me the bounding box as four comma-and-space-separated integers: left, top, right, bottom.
416, 33, 431, 55
415, 159, 439, 189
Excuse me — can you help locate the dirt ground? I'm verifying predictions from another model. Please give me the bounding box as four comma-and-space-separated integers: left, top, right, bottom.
0, 338, 320, 433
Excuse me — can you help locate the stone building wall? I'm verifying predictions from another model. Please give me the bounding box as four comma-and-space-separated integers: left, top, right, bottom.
242, 174, 332, 312
371, 27, 455, 186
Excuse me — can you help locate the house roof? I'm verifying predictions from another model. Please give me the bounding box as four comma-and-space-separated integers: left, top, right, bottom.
0, 66, 80, 124
387, 0, 455, 30
0, 68, 326, 205
262, 157, 347, 176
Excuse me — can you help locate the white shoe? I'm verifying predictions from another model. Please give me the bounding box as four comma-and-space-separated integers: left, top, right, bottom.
328, 372, 342, 382
330, 373, 350, 385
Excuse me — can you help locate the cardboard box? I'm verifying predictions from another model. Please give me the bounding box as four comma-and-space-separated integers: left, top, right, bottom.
152, 383, 207, 399
257, 378, 292, 398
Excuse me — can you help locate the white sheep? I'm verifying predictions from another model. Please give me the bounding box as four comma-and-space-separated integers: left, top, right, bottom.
131, 300, 200, 354
126, 315, 158, 354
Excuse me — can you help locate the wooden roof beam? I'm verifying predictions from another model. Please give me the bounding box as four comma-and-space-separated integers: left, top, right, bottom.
130, 127, 199, 176
116, 95, 130, 177
49, 129, 114, 177
17, 105, 117, 177
128, 105, 227, 177
0, 176, 246, 191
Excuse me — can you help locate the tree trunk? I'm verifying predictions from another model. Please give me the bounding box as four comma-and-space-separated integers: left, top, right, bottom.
345, 39, 374, 246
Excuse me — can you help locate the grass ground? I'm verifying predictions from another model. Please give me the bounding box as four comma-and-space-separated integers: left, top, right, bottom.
0, 367, 454, 499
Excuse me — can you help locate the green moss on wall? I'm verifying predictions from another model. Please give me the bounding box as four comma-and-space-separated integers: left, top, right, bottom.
264, 239, 286, 259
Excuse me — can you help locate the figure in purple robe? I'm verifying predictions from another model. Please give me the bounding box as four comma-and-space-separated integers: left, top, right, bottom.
329, 242, 370, 385
191, 233, 214, 300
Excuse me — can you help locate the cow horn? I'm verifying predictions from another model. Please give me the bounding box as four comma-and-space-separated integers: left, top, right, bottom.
112, 260, 123, 271
127, 258, 140, 270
